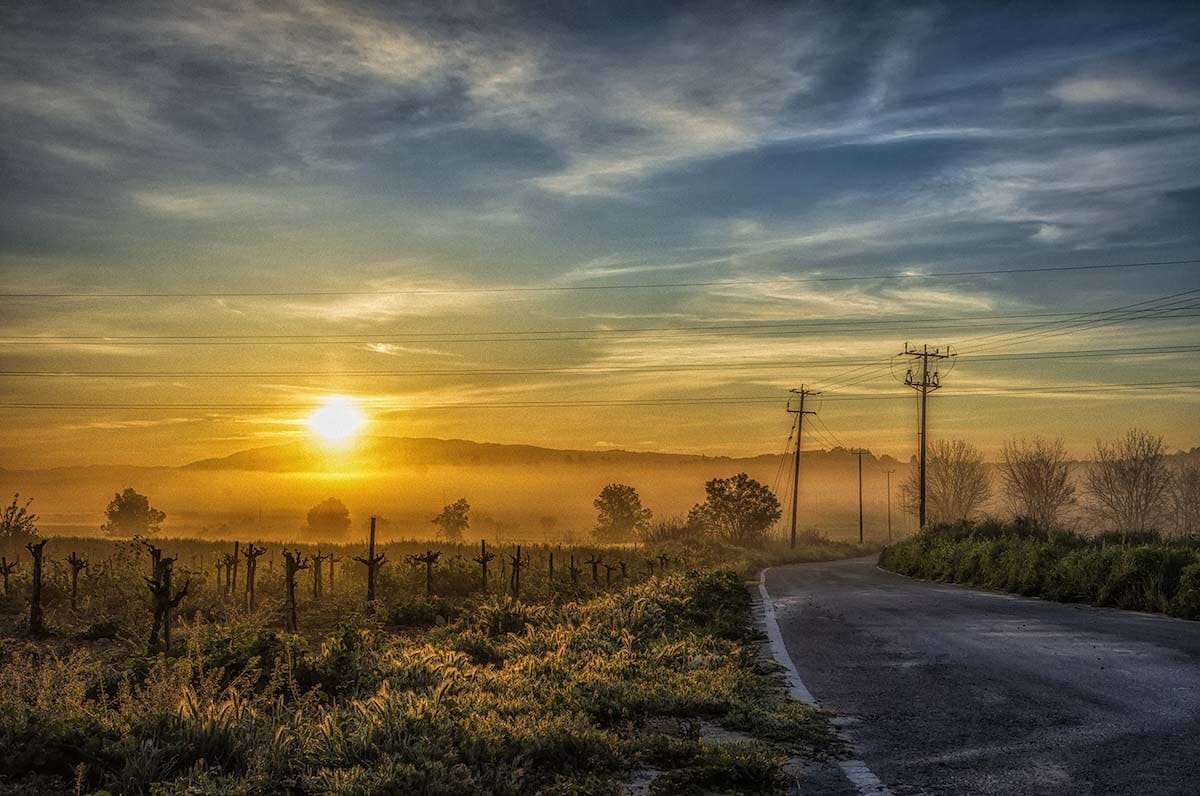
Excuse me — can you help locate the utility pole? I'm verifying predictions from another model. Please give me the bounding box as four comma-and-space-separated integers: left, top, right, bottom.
851, 449, 867, 544
882, 469, 895, 542
899, 344, 952, 530
786, 386, 820, 548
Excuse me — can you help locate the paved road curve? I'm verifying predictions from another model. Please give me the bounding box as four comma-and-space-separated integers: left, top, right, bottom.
767, 555, 1200, 795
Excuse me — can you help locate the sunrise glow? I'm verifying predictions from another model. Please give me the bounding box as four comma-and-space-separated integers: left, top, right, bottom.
307, 397, 365, 446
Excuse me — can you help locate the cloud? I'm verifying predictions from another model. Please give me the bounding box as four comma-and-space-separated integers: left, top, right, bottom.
1051, 75, 1197, 111
132, 185, 306, 220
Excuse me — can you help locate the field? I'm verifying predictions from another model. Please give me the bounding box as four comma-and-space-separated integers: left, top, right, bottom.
0, 533, 864, 795
879, 521, 1200, 618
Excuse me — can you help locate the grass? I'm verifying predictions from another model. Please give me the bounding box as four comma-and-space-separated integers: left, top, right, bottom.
0, 534, 859, 795
879, 520, 1200, 618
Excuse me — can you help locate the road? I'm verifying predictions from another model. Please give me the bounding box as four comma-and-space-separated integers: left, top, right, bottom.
765, 555, 1200, 795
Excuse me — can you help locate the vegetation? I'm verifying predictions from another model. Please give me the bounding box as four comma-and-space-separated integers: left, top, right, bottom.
101, 489, 166, 538
592, 484, 652, 542
998, 437, 1075, 533
431, 499, 471, 542
0, 494, 39, 540
687, 474, 781, 545
880, 520, 1200, 619
1085, 428, 1173, 537
0, 526, 862, 795
305, 498, 351, 540
900, 439, 990, 524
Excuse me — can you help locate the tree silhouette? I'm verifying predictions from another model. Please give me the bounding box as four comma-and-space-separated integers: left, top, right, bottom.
1, 494, 38, 540
1000, 437, 1075, 533
687, 473, 781, 545
102, 488, 165, 537
1086, 429, 1171, 537
592, 483, 652, 542
431, 498, 470, 542
901, 440, 991, 524
306, 497, 351, 539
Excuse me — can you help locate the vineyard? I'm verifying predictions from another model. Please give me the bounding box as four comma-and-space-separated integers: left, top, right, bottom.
0, 531, 861, 795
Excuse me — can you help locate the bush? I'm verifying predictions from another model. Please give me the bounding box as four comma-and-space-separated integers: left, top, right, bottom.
881, 521, 1200, 618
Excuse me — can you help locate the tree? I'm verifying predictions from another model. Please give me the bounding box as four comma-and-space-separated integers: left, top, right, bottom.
999, 437, 1075, 533
431, 498, 470, 542
1086, 429, 1171, 536
1167, 461, 1200, 537
593, 483, 652, 542
901, 439, 990, 524
0, 493, 38, 539
306, 497, 351, 539
687, 473, 780, 545
102, 488, 166, 537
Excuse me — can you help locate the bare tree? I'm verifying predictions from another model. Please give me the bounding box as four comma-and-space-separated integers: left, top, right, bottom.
901, 439, 990, 524
999, 437, 1075, 533
1167, 460, 1200, 537
1085, 429, 1171, 537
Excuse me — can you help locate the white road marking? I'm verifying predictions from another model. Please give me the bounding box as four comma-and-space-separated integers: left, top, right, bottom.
758, 568, 894, 796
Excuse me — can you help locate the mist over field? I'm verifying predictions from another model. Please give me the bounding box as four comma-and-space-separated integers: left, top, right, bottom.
0, 436, 911, 541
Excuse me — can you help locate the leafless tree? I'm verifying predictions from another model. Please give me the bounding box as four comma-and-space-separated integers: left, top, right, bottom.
901, 439, 991, 524
999, 437, 1076, 533
1167, 460, 1200, 537
1085, 429, 1171, 537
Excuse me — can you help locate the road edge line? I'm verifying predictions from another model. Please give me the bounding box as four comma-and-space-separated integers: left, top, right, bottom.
758, 567, 892, 796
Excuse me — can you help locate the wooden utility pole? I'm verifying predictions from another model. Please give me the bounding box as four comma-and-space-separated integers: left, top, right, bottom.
882, 469, 895, 542
354, 516, 386, 611
851, 449, 867, 544
786, 386, 820, 548
899, 344, 952, 529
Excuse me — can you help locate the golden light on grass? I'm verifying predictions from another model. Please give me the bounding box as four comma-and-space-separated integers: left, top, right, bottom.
307, 396, 366, 446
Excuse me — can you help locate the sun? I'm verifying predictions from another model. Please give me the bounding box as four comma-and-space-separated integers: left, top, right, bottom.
307, 396, 365, 446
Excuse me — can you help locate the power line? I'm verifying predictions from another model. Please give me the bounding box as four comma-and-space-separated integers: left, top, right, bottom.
2, 308, 1195, 348
1, 380, 1195, 411
3, 257, 1195, 299
4, 344, 1196, 378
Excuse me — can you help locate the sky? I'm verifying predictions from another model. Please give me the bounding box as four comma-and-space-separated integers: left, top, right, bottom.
1, 0, 1198, 468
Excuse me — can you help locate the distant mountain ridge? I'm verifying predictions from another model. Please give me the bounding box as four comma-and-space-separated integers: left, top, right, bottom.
182, 435, 788, 472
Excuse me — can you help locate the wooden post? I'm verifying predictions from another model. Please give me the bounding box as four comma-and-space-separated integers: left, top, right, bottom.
0, 556, 16, 596
354, 516, 386, 612
548, 550, 554, 581
283, 549, 309, 631
26, 539, 48, 636
231, 541, 240, 595
408, 550, 441, 600
568, 554, 581, 585
146, 556, 188, 653
243, 543, 266, 610
586, 555, 600, 584
473, 540, 496, 593
66, 551, 88, 609
508, 546, 524, 600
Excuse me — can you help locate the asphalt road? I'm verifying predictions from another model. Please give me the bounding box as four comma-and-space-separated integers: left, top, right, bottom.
766, 555, 1200, 795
